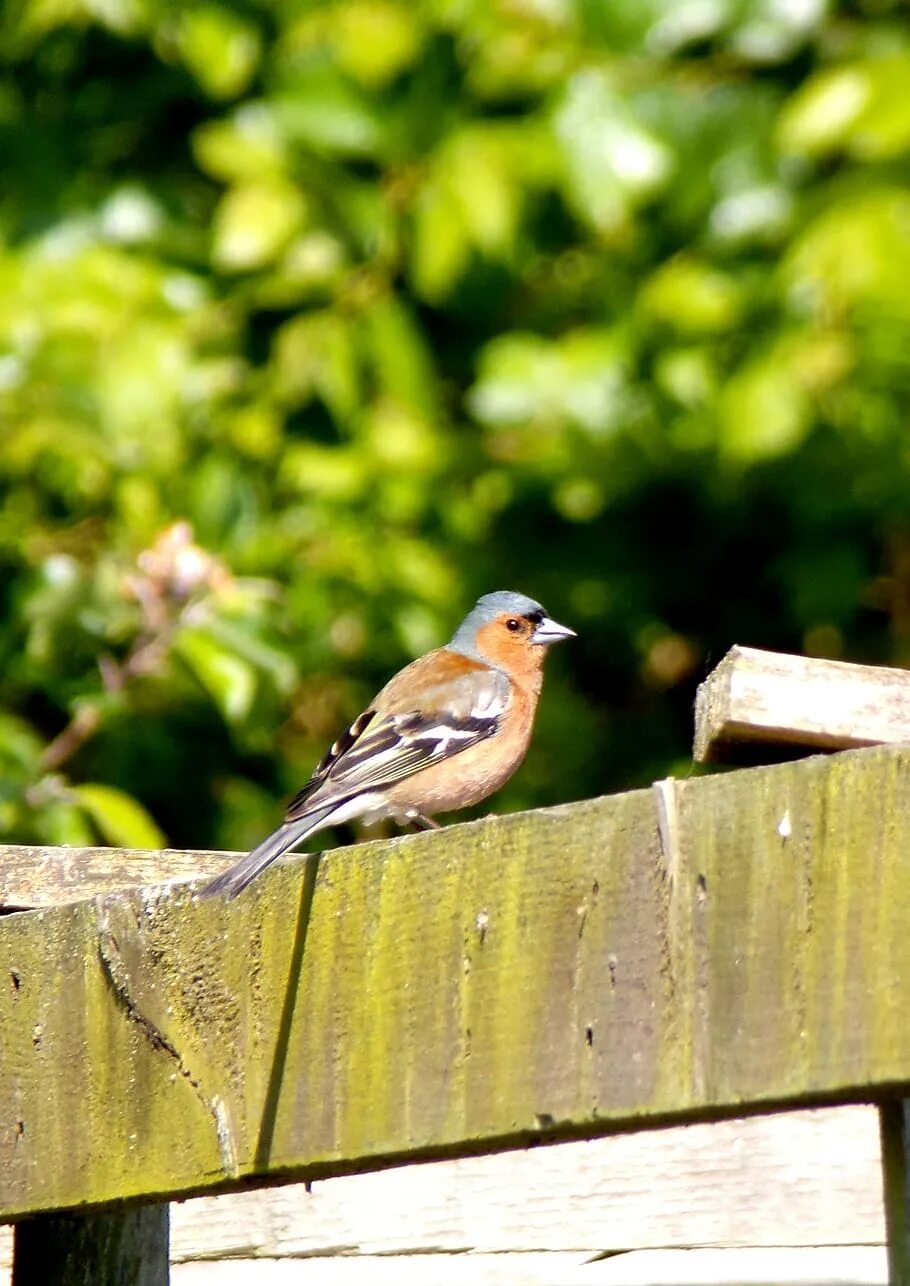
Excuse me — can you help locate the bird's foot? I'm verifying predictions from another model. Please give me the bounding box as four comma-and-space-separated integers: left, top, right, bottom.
410, 813, 441, 831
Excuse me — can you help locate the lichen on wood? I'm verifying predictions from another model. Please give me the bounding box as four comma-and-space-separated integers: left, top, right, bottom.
2, 743, 910, 1219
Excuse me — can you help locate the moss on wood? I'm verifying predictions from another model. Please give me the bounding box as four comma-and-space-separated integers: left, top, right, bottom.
2, 744, 910, 1217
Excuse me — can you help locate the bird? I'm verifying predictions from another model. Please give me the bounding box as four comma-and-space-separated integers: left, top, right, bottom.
199, 590, 575, 899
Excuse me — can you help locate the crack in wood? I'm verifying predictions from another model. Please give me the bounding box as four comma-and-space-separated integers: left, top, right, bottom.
96, 906, 238, 1176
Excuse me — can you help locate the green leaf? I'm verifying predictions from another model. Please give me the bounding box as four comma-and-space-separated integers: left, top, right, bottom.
411, 178, 471, 303
785, 188, 910, 318
73, 784, 166, 850
640, 256, 743, 334
361, 293, 440, 419
193, 105, 288, 183
39, 803, 98, 850
173, 627, 258, 724
212, 179, 309, 273
442, 130, 520, 257
554, 70, 672, 233
332, 1, 424, 89
718, 332, 849, 463
279, 442, 369, 501
469, 328, 626, 434
174, 6, 262, 100
778, 56, 910, 161
200, 615, 298, 696
0, 713, 45, 780
719, 352, 809, 463
274, 66, 384, 158
273, 311, 362, 423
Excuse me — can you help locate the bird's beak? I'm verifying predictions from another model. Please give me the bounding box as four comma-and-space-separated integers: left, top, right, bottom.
531, 615, 576, 646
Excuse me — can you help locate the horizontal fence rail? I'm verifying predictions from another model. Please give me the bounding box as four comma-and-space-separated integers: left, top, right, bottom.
2, 742, 910, 1220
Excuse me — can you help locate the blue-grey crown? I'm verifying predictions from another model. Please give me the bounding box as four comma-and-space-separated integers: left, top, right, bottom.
449, 590, 545, 657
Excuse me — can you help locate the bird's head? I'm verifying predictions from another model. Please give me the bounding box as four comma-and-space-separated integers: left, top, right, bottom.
449, 590, 575, 678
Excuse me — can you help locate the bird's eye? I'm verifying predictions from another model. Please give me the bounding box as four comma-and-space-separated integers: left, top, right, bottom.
505, 618, 522, 632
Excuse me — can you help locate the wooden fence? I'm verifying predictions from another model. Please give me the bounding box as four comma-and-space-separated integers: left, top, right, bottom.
2, 647, 908, 1283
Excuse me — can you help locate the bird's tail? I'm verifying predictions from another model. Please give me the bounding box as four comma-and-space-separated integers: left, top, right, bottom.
198, 804, 337, 901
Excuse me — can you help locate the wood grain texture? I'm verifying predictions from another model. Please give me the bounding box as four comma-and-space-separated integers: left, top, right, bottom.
0, 1107, 886, 1267
162, 1247, 890, 1286
0, 845, 235, 911
2, 743, 910, 1218
0, 1245, 893, 1286
694, 645, 910, 763
151, 1107, 888, 1257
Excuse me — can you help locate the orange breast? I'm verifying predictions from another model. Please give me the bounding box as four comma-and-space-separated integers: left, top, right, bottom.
384, 683, 538, 816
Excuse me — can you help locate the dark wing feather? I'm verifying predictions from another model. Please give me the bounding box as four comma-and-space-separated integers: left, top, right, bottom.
284, 707, 379, 819
284, 669, 509, 820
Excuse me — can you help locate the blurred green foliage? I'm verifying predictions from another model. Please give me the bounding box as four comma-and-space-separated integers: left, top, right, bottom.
1, 0, 909, 854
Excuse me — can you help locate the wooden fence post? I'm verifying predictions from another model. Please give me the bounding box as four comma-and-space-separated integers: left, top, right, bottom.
694, 645, 910, 1286
881, 1103, 910, 1286
12, 1205, 169, 1286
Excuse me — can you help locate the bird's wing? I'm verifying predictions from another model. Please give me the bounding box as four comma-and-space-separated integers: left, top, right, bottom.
285, 662, 510, 821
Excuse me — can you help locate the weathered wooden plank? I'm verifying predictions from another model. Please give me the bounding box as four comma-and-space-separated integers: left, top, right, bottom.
11, 1206, 168, 1286
150, 1107, 890, 1257
694, 645, 910, 762
0, 1245, 893, 1286
2, 743, 910, 1218
0, 846, 233, 911
156, 1247, 891, 1286
694, 648, 908, 1284
0, 1107, 886, 1264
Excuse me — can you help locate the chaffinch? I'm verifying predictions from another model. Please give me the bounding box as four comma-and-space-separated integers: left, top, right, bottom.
200, 590, 574, 899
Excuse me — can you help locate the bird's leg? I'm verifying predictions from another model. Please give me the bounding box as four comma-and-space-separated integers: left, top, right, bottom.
410, 813, 441, 831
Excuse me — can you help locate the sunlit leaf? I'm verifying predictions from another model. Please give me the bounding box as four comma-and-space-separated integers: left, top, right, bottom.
441, 129, 521, 256
778, 55, 910, 161
0, 713, 44, 779
718, 332, 849, 462
719, 350, 810, 462
279, 442, 369, 500
410, 180, 471, 302
785, 188, 910, 318
274, 65, 384, 158
174, 6, 262, 100
554, 70, 672, 233
332, 1, 423, 89
730, 0, 826, 65
193, 105, 288, 182
361, 293, 440, 419
213, 179, 309, 272
173, 627, 258, 723
273, 311, 362, 422
73, 783, 167, 849
640, 256, 743, 334
39, 802, 98, 849
469, 328, 626, 435
200, 615, 298, 695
